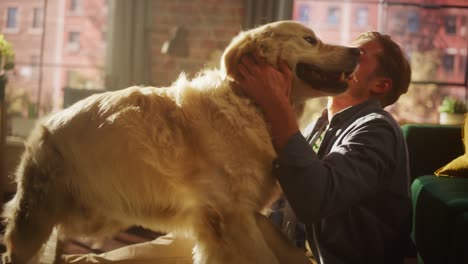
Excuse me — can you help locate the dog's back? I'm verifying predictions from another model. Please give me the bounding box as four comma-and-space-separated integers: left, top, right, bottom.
2, 72, 279, 263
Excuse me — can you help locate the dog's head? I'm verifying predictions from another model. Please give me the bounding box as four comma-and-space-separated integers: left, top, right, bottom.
221, 21, 360, 101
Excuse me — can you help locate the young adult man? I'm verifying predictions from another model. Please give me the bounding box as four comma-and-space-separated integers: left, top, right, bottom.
237, 32, 412, 263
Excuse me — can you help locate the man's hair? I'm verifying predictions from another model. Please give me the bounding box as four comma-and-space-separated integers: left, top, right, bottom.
354, 32, 412, 107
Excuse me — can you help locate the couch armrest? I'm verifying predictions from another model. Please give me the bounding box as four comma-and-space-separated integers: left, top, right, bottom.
411, 175, 468, 264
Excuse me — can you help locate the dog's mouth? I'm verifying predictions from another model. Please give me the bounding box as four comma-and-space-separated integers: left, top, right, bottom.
296, 63, 354, 93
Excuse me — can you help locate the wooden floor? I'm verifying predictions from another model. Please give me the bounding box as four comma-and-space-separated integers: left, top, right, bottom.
61, 226, 161, 255
0, 225, 419, 264
0, 193, 418, 264
0, 191, 159, 259
0, 220, 161, 259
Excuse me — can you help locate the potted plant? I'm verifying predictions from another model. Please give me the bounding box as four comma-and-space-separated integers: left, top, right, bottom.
438, 96, 466, 125
0, 34, 15, 100
0, 34, 14, 203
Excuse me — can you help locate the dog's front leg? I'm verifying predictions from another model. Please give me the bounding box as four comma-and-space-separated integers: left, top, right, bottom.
193, 212, 280, 264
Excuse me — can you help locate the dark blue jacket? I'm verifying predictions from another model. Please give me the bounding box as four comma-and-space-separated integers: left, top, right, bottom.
273, 99, 412, 264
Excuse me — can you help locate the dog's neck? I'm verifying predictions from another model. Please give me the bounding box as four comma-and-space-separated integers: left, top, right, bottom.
228, 79, 306, 125
228, 80, 244, 97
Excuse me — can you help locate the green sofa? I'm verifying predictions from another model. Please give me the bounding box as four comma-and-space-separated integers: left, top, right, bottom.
402, 124, 468, 264
402, 124, 464, 182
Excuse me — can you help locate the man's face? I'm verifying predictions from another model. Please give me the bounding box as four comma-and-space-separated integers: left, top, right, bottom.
334, 39, 383, 102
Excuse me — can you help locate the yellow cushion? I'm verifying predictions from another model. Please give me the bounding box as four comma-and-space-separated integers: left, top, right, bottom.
435, 114, 468, 177
435, 154, 468, 177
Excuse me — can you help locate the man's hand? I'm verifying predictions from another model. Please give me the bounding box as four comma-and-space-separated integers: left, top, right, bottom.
237, 53, 293, 111
236, 54, 300, 152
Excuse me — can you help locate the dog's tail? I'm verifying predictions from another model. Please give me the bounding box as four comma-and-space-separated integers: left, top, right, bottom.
2, 126, 63, 264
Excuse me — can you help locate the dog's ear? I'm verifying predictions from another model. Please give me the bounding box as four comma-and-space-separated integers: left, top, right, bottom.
221, 28, 283, 82
220, 31, 258, 81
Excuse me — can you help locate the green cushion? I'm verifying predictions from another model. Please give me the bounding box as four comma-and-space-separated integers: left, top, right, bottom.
411, 175, 468, 264
401, 124, 464, 181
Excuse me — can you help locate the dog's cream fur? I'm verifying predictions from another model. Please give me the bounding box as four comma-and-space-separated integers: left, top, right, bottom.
2, 21, 359, 264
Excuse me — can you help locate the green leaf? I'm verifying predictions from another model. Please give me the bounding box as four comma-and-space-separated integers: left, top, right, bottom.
3, 62, 14, 70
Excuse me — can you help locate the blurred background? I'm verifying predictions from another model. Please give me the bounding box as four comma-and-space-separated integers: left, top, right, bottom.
0, 0, 467, 258
0, 0, 467, 138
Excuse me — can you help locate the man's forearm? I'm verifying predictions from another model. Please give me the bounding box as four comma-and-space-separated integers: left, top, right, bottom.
262, 99, 300, 152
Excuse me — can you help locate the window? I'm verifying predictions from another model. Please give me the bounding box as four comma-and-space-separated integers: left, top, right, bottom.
355, 7, 368, 28
70, 0, 80, 12
390, 13, 406, 35
327, 7, 340, 26
32, 8, 43, 29
6, 7, 19, 29
69, 31, 80, 43
443, 54, 455, 73
408, 11, 419, 33
67, 31, 81, 52
298, 4, 311, 24
445, 15, 457, 35
293, 0, 468, 124
461, 16, 467, 36
4, 0, 112, 140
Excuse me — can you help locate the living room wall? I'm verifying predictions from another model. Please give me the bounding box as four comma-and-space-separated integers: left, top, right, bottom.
149, 0, 245, 87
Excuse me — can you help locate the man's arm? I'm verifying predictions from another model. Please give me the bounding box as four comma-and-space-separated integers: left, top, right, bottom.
275, 117, 399, 223
236, 55, 299, 152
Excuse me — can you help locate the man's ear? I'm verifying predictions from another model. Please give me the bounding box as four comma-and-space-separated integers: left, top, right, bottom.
371, 78, 392, 95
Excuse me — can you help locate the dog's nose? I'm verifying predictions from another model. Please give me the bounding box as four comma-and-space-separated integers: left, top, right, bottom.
350, 47, 362, 56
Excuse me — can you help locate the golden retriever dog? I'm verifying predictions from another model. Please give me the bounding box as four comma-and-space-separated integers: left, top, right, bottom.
2, 21, 360, 264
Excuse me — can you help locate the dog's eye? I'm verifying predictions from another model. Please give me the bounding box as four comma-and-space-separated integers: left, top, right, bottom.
304, 36, 318, 45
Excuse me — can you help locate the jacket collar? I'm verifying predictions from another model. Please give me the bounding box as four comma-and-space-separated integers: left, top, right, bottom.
322, 98, 382, 128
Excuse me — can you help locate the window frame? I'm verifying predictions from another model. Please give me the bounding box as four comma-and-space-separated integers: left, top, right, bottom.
326, 6, 341, 27
29, 7, 44, 34
69, 0, 83, 15
444, 15, 458, 35
354, 6, 369, 28
66, 31, 81, 53
4, 6, 20, 34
